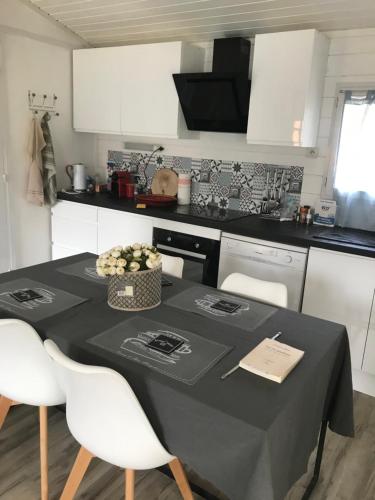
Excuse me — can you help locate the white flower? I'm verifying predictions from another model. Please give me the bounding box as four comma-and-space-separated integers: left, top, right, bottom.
108, 266, 117, 275
132, 243, 141, 250
111, 250, 121, 258
146, 258, 155, 269
96, 267, 107, 277
100, 252, 110, 259
116, 266, 125, 275
149, 252, 158, 261
108, 256, 117, 266
133, 250, 142, 258
117, 258, 127, 267
143, 249, 151, 256
129, 261, 140, 272
114, 245, 123, 251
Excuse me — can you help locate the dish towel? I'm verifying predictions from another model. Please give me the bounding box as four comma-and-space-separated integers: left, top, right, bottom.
26, 116, 46, 206
40, 112, 57, 206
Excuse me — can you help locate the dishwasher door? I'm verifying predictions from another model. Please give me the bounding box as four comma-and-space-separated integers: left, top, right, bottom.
218, 236, 308, 311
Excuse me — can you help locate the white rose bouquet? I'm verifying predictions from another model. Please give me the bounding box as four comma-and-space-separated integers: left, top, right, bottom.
96, 243, 161, 277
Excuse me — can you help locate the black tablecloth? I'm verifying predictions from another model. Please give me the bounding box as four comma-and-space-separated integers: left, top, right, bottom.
0, 253, 354, 500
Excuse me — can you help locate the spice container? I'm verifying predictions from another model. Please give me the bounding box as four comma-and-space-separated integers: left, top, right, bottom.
299, 206, 311, 224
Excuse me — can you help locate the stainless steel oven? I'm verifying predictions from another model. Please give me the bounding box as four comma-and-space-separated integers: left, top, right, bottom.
153, 226, 221, 287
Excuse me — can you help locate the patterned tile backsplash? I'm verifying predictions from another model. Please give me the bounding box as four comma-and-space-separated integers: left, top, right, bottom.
108, 150, 303, 214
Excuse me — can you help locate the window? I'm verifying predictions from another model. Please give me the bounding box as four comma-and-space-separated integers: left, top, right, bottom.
327, 89, 375, 232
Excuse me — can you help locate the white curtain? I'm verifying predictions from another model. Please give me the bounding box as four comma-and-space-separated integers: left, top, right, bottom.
334, 90, 375, 231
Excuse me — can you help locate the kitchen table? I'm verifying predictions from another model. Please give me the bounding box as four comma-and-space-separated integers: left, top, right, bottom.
0, 253, 354, 500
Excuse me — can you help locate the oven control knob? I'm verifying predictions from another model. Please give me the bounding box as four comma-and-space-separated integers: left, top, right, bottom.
194, 242, 200, 249
284, 255, 293, 264
167, 236, 172, 242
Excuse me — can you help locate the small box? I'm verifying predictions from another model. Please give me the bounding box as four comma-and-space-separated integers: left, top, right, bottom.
313, 199, 336, 227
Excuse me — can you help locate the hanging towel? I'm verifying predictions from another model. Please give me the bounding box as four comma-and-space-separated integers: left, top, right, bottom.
26, 116, 46, 206
40, 112, 57, 206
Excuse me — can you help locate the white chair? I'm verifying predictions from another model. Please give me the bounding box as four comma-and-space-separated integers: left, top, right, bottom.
0, 319, 66, 500
161, 253, 184, 279
44, 339, 193, 500
220, 272, 288, 308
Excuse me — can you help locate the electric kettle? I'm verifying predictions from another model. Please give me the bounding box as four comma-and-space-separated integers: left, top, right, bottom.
65, 163, 87, 191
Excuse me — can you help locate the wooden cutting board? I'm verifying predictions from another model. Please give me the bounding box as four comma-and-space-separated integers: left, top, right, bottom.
151, 168, 178, 196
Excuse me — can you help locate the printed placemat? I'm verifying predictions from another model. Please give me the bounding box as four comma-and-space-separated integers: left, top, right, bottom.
165, 286, 277, 332
88, 316, 232, 385
0, 278, 88, 322
57, 258, 108, 285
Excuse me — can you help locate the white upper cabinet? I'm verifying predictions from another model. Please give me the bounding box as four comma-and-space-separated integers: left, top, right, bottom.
73, 47, 122, 134
73, 42, 202, 138
121, 42, 200, 138
247, 29, 329, 147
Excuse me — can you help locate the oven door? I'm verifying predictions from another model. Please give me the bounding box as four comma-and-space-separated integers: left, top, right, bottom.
153, 228, 220, 287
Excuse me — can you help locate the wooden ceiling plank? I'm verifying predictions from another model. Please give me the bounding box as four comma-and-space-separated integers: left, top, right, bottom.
73, 1, 358, 33
81, 6, 375, 40
91, 15, 375, 46
66, 0, 346, 29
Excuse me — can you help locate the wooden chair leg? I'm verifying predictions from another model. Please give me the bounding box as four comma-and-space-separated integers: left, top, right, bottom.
124, 469, 135, 500
169, 458, 194, 500
60, 447, 94, 500
0, 396, 13, 431
39, 406, 48, 500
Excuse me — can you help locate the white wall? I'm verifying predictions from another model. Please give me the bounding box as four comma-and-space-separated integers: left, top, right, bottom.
93, 28, 375, 209
0, 0, 96, 269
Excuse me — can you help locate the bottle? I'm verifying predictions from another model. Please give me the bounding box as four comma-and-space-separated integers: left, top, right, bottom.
300, 206, 308, 224
177, 173, 191, 205
306, 208, 312, 226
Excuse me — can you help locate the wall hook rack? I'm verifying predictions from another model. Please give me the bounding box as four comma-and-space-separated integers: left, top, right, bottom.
28, 90, 60, 116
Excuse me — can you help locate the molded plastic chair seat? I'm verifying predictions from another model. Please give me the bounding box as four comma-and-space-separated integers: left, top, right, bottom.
160, 253, 184, 279
220, 272, 288, 308
44, 339, 193, 500
0, 319, 66, 500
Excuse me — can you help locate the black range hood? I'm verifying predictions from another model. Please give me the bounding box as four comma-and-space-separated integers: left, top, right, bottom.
173, 38, 251, 133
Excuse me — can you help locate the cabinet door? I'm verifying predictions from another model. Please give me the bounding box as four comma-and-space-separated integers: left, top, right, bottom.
98, 208, 153, 254
52, 244, 82, 260
0, 166, 10, 272
247, 30, 327, 147
73, 48, 122, 133
302, 248, 375, 370
51, 201, 98, 254
120, 42, 182, 138
362, 290, 375, 375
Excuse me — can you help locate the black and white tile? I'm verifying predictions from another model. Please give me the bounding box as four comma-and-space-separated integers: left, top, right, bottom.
107, 151, 303, 214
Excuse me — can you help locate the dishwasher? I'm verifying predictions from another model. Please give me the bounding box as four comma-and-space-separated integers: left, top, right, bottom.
218, 234, 308, 311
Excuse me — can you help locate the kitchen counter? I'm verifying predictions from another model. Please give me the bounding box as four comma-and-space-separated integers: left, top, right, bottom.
57, 191, 375, 258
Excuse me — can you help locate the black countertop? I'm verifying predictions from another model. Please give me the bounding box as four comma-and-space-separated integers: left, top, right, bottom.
57, 191, 375, 258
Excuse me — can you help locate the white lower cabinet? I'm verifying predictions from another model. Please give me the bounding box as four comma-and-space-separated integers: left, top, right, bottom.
362, 294, 375, 375
51, 201, 98, 259
302, 247, 375, 395
51, 244, 83, 260
97, 208, 153, 255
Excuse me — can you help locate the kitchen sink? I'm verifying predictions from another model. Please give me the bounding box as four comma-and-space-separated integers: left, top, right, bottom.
313, 230, 375, 248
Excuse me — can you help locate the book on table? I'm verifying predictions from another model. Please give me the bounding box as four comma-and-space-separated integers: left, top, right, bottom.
239, 338, 304, 383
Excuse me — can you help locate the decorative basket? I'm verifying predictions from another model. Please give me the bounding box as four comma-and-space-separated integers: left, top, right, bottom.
107, 264, 162, 311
